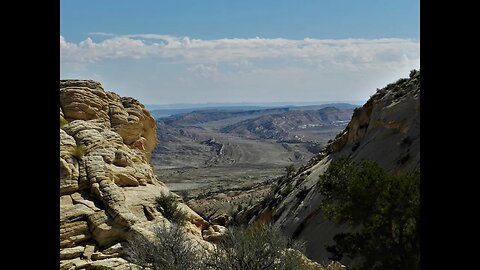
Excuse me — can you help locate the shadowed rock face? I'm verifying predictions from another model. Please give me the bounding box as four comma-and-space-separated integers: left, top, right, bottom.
246, 70, 420, 264
59, 80, 214, 269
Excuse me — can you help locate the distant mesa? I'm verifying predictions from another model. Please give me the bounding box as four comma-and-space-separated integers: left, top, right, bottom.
220, 106, 354, 141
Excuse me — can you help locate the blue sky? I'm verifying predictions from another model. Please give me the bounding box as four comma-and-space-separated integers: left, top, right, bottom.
60, 0, 419, 105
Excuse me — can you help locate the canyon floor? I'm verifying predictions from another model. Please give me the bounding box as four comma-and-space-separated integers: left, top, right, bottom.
150, 106, 353, 221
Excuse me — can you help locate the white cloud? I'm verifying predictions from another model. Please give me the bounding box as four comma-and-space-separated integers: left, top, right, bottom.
187, 64, 218, 78
60, 34, 419, 104
60, 34, 419, 70
88, 32, 117, 37
61, 35, 148, 63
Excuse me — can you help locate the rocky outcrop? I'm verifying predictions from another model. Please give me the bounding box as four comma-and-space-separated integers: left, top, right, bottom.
244, 70, 420, 264
324, 70, 420, 172
60, 80, 156, 161
59, 80, 219, 269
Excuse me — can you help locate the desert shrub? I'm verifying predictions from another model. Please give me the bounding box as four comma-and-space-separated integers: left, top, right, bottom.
155, 193, 187, 224
203, 224, 310, 270
318, 159, 420, 270
260, 191, 275, 208
395, 78, 408, 85
60, 115, 69, 128
127, 223, 312, 270
394, 91, 405, 99
409, 69, 418, 77
272, 183, 281, 193
281, 183, 294, 196
352, 107, 361, 116
285, 164, 296, 178
71, 144, 87, 159
126, 222, 201, 270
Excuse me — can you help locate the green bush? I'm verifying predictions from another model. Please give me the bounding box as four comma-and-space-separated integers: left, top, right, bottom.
126, 223, 200, 270
285, 164, 296, 177
60, 115, 68, 128
126, 224, 311, 270
318, 159, 420, 270
71, 144, 87, 159
204, 224, 309, 270
260, 191, 275, 208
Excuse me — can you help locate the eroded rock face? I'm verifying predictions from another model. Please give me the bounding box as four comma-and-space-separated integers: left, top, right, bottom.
246, 71, 420, 264
325, 70, 420, 173
60, 130, 80, 195
60, 80, 157, 162
59, 80, 221, 269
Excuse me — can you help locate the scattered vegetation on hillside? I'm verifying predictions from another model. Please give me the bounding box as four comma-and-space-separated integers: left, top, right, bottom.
126, 224, 310, 270
285, 164, 296, 178
317, 159, 420, 270
204, 225, 308, 270
126, 223, 199, 270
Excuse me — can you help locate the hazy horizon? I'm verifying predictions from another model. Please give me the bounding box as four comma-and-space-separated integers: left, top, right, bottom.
143, 100, 365, 110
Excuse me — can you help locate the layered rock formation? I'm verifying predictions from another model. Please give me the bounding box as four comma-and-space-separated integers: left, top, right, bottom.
243, 70, 420, 264
220, 107, 353, 140
59, 80, 213, 269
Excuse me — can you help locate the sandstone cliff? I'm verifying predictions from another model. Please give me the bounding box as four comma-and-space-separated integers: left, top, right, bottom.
59, 80, 220, 269
243, 70, 420, 264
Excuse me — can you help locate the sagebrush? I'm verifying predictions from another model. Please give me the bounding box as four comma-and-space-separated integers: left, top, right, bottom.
127, 224, 311, 270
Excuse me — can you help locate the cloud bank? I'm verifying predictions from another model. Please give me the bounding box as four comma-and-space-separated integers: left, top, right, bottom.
60, 34, 419, 104
60, 35, 418, 69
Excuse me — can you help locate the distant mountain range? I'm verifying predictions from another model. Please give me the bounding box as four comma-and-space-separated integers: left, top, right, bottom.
149, 103, 359, 119
220, 107, 353, 140
145, 101, 364, 111
160, 107, 290, 126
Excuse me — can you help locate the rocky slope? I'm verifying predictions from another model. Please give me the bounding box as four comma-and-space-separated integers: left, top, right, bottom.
59, 80, 223, 269
241, 70, 420, 264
